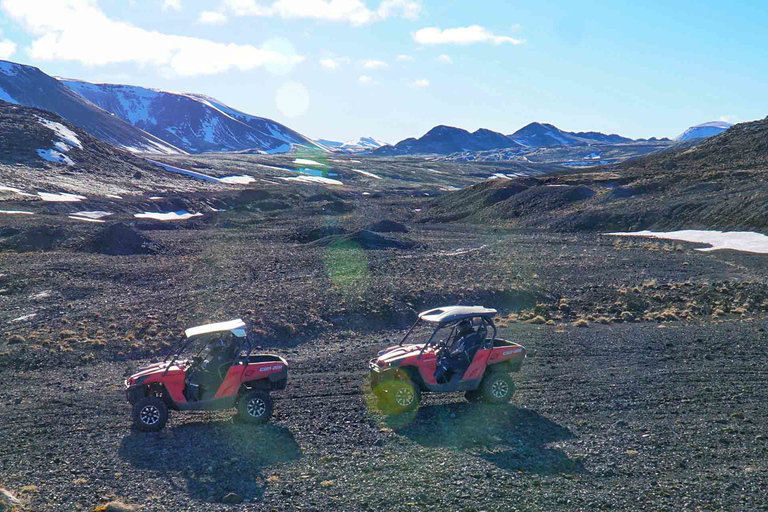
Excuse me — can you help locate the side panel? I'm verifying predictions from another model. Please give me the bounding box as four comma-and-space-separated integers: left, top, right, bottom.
461, 348, 492, 381
214, 364, 246, 398
241, 361, 287, 384
413, 349, 439, 386
487, 343, 525, 369
144, 370, 187, 403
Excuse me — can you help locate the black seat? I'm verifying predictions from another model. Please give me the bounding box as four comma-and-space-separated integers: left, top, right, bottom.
463, 324, 487, 363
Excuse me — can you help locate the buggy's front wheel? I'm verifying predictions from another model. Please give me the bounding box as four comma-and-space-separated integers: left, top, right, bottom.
133, 396, 168, 432
375, 378, 420, 414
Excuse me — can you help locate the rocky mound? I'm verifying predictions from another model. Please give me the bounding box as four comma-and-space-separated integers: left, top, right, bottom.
366, 220, 409, 233
625, 115, 768, 173
80, 222, 160, 255
309, 229, 415, 250
0, 225, 69, 252
422, 178, 595, 223
0, 102, 161, 175
295, 225, 347, 243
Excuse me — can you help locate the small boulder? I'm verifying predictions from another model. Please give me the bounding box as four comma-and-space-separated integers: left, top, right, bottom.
221, 492, 243, 504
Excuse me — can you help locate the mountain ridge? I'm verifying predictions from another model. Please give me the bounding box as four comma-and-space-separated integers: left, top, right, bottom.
0, 60, 183, 155
59, 78, 324, 155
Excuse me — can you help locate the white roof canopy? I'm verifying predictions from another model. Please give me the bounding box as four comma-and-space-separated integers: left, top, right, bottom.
419, 306, 498, 324
185, 319, 247, 338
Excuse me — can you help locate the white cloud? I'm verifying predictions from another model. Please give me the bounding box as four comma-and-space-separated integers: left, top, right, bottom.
437, 54, 451, 64
363, 59, 388, 69
0, 30, 16, 59
275, 81, 309, 118
413, 25, 524, 45
1, 0, 305, 77
412, 78, 429, 87
396, 54, 413, 62
198, 11, 227, 24
222, 0, 421, 26
319, 58, 339, 69
358, 74, 374, 84
162, 0, 181, 11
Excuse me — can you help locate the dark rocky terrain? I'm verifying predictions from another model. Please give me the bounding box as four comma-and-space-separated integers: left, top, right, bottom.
1, 106, 768, 510
422, 116, 768, 232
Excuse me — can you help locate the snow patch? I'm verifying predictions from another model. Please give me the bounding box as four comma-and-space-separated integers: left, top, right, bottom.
350, 169, 383, 180
36, 149, 74, 166
11, 313, 36, 323
37, 117, 82, 149
106, 194, 123, 199
279, 176, 343, 186
0, 86, 18, 104
135, 210, 203, 221
71, 211, 112, 219
0, 61, 19, 75
0, 210, 34, 215
219, 175, 256, 184
37, 192, 85, 202
148, 160, 255, 185
294, 158, 327, 167
605, 230, 768, 254
68, 215, 106, 223
0, 185, 36, 197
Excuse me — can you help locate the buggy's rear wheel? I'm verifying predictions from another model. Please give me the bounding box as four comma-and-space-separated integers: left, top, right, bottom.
480, 373, 514, 404
238, 390, 273, 423
133, 396, 168, 432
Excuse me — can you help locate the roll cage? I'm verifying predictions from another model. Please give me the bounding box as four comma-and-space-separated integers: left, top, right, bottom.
398, 309, 498, 360
161, 320, 253, 376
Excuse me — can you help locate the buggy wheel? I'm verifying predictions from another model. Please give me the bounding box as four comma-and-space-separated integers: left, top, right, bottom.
480, 373, 515, 404
376, 378, 420, 414
133, 396, 168, 432
238, 390, 273, 424
465, 389, 482, 403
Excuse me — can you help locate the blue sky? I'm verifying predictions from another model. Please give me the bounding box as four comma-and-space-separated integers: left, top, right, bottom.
0, 0, 766, 143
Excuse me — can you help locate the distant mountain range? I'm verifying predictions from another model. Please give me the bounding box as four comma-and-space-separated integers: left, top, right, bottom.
374, 125, 524, 156
316, 136, 388, 153
372, 120, 730, 165
508, 122, 640, 147
675, 121, 733, 141
0, 60, 182, 154
60, 79, 324, 154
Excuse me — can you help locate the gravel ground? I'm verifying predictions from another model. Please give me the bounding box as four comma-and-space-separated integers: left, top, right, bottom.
2, 318, 768, 511
2, 188, 768, 511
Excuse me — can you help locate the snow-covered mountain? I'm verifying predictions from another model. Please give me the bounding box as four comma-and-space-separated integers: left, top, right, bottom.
315, 136, 388, 153
341, 136, 388, 151
60, 79, 325, 155
676, 121, 733, 141
509, 122, 634, 148
0, 60, 182, 154
374, 125, 522, 156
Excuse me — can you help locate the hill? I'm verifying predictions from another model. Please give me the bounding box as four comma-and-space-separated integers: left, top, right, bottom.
0, 60, 181, 154
60, 78, 324, 154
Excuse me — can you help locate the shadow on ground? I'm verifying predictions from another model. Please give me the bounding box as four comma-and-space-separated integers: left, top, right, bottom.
119, 420, 302, 502
390, 402, 584, 475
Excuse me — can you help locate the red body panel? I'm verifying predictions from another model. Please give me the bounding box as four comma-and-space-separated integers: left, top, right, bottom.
139, 365, 188, 403
126, 359, 289, 403
373, 339, 525, 386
